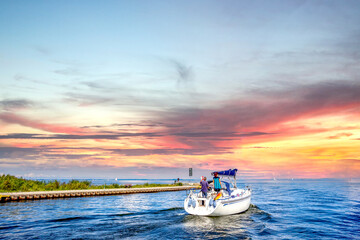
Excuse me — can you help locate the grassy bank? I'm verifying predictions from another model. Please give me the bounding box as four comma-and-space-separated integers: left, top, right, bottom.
0, 174, 183, 192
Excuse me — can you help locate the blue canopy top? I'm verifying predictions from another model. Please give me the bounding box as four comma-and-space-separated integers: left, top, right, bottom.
212, 169, 238, 177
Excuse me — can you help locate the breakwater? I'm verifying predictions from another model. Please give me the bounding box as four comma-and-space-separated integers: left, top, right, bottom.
0, 185, 198, 202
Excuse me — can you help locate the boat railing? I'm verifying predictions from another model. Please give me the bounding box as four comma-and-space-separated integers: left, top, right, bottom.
185, 188, 199, 197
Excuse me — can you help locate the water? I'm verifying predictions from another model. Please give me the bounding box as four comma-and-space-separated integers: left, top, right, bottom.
1, 179, 359, 239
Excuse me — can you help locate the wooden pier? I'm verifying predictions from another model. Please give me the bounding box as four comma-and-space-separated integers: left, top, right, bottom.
0, 185, 198, 202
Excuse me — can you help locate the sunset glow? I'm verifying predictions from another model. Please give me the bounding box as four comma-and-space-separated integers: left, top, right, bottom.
1, 0, 359, 178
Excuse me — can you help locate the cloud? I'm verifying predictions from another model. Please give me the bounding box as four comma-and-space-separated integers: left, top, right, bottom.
163, 80, 360, 130
1, 80, 358, 170
168, 59, 195, 91
109, 147, 232, 156
0, 99, 34, 110
0, 147, 40, 159
2, 80, 358, 150
33, 46, 51, 55
171, 131, 270, 138
328, 132, 353, 139
63, 92, 113, 107
42, 153, 95, 159
0, 129, 270, 141
0, 132, 159, 140
63, 86, 173, 108
0, 131, 269, 143
0, 113, 84, 134
0, 145, 230, 166
173, 60, 193, 83
148, 80, 360, 147
53, 67, 82, 76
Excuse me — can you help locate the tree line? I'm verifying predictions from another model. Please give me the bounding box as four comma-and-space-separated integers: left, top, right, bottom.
0, 174, 182, 192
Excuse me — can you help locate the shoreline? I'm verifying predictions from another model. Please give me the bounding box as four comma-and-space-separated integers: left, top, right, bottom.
0, 185, 199, 202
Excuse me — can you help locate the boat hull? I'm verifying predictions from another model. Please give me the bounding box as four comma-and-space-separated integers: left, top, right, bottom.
184, 189, 251, 216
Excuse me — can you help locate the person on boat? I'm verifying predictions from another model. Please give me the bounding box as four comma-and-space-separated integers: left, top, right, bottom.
200, 177, 209, 198
213, 172, 222, 192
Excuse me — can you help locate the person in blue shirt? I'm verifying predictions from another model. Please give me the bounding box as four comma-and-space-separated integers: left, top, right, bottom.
200, 177, 209, 198
213, 172, 222, 192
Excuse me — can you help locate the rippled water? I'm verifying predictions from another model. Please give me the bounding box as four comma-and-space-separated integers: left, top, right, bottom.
1, 179, 359, 239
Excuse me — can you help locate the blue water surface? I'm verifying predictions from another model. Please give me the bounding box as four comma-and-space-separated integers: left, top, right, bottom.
1, 179, 359, 239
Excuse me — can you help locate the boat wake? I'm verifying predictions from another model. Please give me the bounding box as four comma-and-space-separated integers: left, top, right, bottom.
246, 204, 274, 221
109, 207, 183, 218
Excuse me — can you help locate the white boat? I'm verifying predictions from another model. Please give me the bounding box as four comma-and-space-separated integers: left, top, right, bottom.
184, 169, 251, 216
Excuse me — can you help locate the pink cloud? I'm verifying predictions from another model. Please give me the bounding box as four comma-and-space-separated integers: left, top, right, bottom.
0, 112, 84, 134
156, 81, 360, 147
328, 132, 353, 139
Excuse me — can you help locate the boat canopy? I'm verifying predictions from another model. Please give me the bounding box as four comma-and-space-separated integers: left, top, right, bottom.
212, 169, 238, 177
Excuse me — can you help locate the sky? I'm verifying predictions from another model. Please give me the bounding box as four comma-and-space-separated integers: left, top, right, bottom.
0, 0, 359, 179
